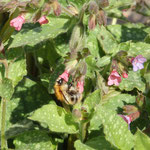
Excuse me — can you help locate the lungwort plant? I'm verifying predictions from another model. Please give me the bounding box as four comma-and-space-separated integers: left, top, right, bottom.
0, 0, 150, 150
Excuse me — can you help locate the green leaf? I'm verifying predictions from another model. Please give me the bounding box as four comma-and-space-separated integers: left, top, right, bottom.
89, 110, 102, 131
85, 56, 99, 71
14, 130, 57, 150
98, 106, 134, 150
0, 78, 14, 100
75, 136, 115, 150
107, 0, 133, 9
102, 92, 136, 111
8, 16, 69, 48
87, 29, 100, 58
119, 71, 145, 92
29, 104, 78, 134
128, 42, 150, 60
0, 78, 51, 137
35, 40, 60, 67
85, 136, 115, 150
74, 140, 95, 150
8, 57, 27, 86
97, 26, 119, 55
107, 23, 149, 43
144, 72, 150, 83
83, 89, 101, 113
134, 129, 150, 150
96, 56, 111, 68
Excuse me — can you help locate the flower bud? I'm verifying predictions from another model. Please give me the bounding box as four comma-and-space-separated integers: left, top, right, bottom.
88, 14, 96, 30
72, 109, 82, 119
96, 0, 109, 8
96, 10, 107, 26
123, 105, 138, 114
52, 0, 61, 16
122, 72, 128, 78
136, 93, 145, 108
38, 16, 49, 25
10, 15, 25, 31
88, 1, 99, 14
128, 111, 140, 121
67, 5, 78, 16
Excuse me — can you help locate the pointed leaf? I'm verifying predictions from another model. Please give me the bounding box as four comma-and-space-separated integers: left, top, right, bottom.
83, 89, 101, 113
134, 129, 150, 150
8, 57, 27, 86
98, 106, 134, 150
119, 71, 145, 92
29, 104, 78, 133
128, 42, 150, 60
97, 26, 119, 54
14, 130, 57, 150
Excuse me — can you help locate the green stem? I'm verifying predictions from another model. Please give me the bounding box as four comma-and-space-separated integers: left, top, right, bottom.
79, 121, 87, 142
111, 18, 117, 25
0, 59, 8, 150
1, 98, 7, 150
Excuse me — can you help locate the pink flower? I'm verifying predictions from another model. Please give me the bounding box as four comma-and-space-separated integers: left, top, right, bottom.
107, 70, 122, 86
10, 15, 25, 31
119, 114, 132, 129
38, 16, 49, 25
77, 80, 84, 93
132, 55, 147, 72
59, 70, 69, 82
122, 72, 128, 78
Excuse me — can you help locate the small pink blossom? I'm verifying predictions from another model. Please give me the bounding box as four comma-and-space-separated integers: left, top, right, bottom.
119, 114, 132, 129
132, 55, 147, 72
122, 72, 128, 78
38, 16, 49, 25
10, 15, 25, 31
59, 70, 69, 82
77, 80, 84, 93
107, 70, 122, 86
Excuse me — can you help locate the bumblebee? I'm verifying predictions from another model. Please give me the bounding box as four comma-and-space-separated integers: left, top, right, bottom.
54, 77, 82, 105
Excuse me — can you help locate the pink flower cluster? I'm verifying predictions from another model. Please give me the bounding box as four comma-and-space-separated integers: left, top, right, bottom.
107, 70, 128, 86
108, 55, 146, 86
10, 15, 49, 31
10, 15, 25, 31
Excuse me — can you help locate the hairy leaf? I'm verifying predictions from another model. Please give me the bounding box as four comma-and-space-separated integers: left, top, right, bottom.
98, 106, 134, 150
119, 71, 145, 92
14, 130, 57, 150
0, 78, 14, 100
134, 129, 150, 150
29, 104, 78, 133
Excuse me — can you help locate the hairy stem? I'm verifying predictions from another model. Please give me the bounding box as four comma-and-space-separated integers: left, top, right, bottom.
1, 98, 7, 150
0, 59, 8, 150
112, 18, 117, 25
79, 121, 87, 142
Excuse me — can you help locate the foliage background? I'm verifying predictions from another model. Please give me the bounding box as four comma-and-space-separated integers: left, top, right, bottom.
0, 0, 150, 150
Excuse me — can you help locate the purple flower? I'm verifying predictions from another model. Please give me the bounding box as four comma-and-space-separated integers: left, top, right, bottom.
132, 55, 147, 72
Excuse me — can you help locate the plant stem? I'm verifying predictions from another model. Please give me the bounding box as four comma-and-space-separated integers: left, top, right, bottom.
1, 98, 7, 150
112, 18, 117, 25
79, 121, 87, 142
